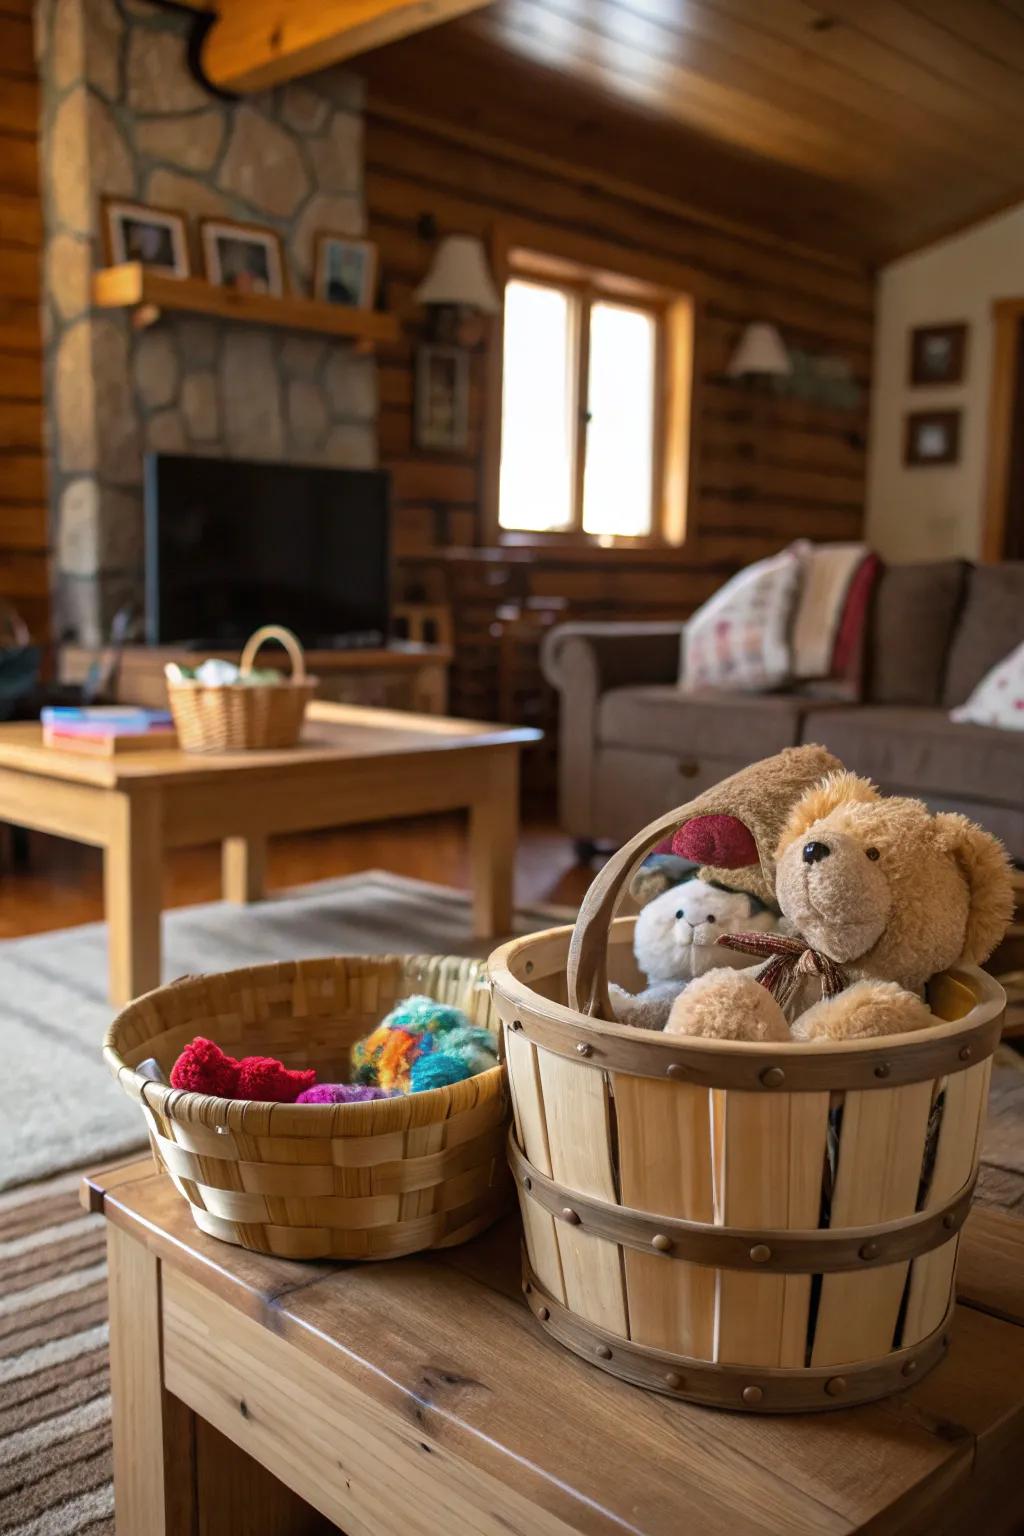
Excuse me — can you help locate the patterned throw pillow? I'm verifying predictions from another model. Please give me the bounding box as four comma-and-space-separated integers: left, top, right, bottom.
680, 547, 802, 693
950, 639, 1024, 731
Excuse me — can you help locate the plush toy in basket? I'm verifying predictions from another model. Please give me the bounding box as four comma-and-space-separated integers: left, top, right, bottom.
489, 745, 1012, 1413
164, 624, 317, 752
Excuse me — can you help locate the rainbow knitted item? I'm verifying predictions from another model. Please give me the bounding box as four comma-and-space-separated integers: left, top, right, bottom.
351, 995, 498, 1094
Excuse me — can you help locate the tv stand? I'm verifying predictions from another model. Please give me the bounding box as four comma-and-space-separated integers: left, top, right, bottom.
60, 639, 451, 716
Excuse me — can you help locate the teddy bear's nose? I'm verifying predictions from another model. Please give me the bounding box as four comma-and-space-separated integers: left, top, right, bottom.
803, 841, 831, 864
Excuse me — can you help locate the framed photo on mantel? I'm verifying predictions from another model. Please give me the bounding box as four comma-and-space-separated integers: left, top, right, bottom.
908, 322, 967, 386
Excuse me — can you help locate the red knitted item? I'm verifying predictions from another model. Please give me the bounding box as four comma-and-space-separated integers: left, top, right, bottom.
170, 1037, 316, 1103
672, 814, 759, 869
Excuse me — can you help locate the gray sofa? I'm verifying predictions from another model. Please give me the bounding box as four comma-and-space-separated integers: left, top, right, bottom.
541, 561, 1024, 861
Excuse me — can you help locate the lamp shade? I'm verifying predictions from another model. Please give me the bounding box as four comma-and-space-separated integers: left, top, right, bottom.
414, 235, 500, 314
726, 322, 791, 377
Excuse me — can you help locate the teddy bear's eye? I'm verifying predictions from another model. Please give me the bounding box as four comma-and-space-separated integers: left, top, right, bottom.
866, 847, 880, 861
675, 910, 684, 920
705, 914, 716, 923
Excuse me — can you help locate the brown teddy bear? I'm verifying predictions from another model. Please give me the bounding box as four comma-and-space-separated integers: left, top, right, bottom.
665, 770, 1014, 1043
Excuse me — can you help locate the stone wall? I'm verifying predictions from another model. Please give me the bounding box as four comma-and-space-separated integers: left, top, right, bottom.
39, 0, 376, 644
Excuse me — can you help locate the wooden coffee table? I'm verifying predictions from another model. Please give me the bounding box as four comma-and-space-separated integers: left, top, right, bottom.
0, 701, 539, 1004
84, 1158, 1024, 1536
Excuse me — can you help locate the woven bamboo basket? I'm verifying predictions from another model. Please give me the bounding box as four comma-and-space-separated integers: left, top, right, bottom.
166, 624, 317, 752
488, 805, 1006, 1413
104, 955, 510, 1260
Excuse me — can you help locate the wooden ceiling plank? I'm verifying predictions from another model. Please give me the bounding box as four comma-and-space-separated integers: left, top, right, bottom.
201, 0, 496, 92
817, 0, 1024, 126
704, 0, 1024, 145
638, 0, 1017, 179
900, 0, 1024, 77
483, 0, 913, 191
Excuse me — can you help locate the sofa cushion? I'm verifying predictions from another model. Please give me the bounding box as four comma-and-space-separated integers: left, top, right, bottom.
867, 560, 966, 706
599, 685, 808, 759
944, 562, 1024, 706
802, 705, 1024, 807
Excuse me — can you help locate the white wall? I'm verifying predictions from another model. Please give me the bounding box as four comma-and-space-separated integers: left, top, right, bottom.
866, 200, 1024, 562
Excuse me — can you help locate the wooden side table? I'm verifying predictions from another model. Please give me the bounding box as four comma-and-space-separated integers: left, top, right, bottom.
84, 1159, 1024, 1536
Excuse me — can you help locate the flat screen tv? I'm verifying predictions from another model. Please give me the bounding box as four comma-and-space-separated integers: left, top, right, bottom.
144, 454, 391, 648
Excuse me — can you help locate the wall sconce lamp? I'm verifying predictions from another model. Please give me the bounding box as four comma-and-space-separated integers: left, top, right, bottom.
726, 322, 791, 390
414, 232, 500, 347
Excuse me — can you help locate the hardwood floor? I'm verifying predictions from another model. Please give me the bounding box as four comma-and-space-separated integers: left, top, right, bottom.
0, 813, 599, 939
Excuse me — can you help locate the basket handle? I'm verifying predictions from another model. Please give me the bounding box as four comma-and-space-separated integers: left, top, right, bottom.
566, 805, 701, 1020
239, 625, 306, 681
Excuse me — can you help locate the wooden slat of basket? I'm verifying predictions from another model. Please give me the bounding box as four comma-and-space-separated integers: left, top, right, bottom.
903, 1058, 992, 1345
506, 1029, 565, 1304
536, 1052, 628, 1336
811, 1082, 934, 1367
612, 1076, 716, 1359
714, 1091, 830, 1368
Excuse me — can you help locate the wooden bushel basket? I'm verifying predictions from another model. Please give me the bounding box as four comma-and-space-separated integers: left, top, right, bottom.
488, 807, 1006, 1413
166, 624, 317, 752
105, 955, 510, 1261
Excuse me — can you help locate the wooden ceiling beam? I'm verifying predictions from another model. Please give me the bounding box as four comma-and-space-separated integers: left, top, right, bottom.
200, 0, 495, 93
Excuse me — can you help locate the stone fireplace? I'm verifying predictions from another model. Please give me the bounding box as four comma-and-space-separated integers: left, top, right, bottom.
38, 0, 377, 645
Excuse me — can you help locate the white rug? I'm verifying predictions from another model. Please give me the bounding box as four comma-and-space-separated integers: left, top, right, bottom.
0, 871, 570, 1191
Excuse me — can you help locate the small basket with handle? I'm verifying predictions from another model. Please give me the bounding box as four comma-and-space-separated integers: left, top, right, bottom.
166, 624, 317, 752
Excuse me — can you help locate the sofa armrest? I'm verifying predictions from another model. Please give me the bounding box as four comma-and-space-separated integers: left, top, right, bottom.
541, 623, 684, 840
541, 622, 684, 693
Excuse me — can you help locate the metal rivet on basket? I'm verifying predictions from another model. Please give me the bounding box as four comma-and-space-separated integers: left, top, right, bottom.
825, 1376, 847, 1398
901, 1359, 918, 1378
741, 1385, 763, 1406
666, 1063, 686, 1080
959, 1045, 972, 1062
561, 1207, 581, 1225
523, 1177, 533, 1193
651, 1233, 673, 1253
664, 1372, 683, 1390
576, 1041, 593, 1058
874, 1063, 891, 1079
750, 1244, 772, 1264
596, 1344, 613, 1360
942, 1212, 957, 1230
525, 961, 534, 975
859, 1241, 880, 1261
538, 1306, 550, 1321
760, 1066, 785, 1088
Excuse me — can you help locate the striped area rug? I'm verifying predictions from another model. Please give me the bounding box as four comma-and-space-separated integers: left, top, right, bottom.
0, 1172, 112, 1536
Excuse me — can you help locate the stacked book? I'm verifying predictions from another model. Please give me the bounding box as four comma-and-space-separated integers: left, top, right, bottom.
41, 706, 177, 755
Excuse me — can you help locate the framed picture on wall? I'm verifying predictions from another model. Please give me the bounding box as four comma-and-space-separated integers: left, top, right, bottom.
904, 408, 961, 467
314, 234, 378, 309
908, 322, 967, 386
414, 345, 470, 452
104, 199, 189, 277
200, 218, 286, 297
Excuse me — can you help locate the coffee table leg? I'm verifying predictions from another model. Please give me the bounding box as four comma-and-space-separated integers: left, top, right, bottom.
469, 748, 518, 937
105, 788, 162, 1006
222, 835, 267, 903
107, 1224, 198, 1535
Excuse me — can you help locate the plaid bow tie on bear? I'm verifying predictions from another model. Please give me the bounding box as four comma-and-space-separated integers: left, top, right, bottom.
716, 931, 847, 1012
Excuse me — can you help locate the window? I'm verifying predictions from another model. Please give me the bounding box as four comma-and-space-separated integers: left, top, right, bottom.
496, 263, 688, 544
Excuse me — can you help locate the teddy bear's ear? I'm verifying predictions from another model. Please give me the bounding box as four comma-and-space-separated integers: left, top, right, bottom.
776, 771, 880, 857
933, 814, 1015, 963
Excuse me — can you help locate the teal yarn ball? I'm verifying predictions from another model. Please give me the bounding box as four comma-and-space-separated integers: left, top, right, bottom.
410, 1053, 471, 1092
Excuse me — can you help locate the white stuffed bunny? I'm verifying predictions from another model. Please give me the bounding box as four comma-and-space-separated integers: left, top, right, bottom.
609, 872, 781, 1031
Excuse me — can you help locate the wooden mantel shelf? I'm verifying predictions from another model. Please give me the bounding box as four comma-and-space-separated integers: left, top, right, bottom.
92, 264, 400, 348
